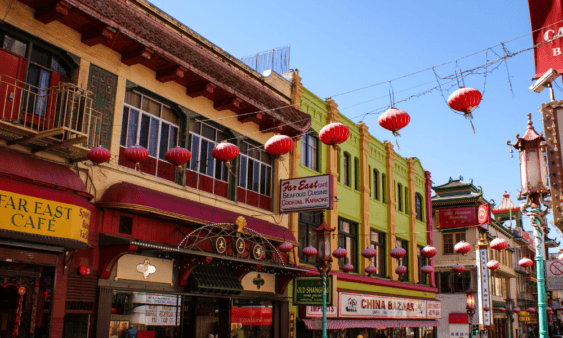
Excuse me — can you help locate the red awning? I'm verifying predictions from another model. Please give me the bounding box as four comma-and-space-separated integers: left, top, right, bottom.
302, 319, 439, 330
98, 182, 296, 243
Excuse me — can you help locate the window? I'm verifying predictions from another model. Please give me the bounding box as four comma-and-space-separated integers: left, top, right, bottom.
370, 230, 386, 277
436, 271, 471, 293
397, 183, 403, 212
492, 277, 506, 297
442, 232, 466, 254
354, 157, 360, 191
338, 218, 358, 272
381, 174, 387, 203
368, 166, 372, 197
2, 34, 27, 57
373, 170, 379, 200
337, 151, 341, 182
404, 187, 409, 214
417, 245, 427, 285
118, 216, 133, 235
415, 193, 424, 221
238, 140, 273, 210
396, 239, 409, 282
298, 212, 322, 265
301, 132, 318, 171
343, 153, 350, 187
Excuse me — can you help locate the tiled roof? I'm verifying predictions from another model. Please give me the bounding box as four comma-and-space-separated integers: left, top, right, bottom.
492, 191, 520, 214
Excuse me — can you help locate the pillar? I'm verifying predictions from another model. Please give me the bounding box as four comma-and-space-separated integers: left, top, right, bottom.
407, 158, 418, 283
326, 98, 340, 271
425, 170, 436, 287
385, 141, 397, 280
359, 122, 371, 274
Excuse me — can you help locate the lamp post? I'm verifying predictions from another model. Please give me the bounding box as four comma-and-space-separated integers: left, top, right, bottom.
505, 297, 514, 338
467, 288, 476, 338
313, 218, 335, 338
509, 113, 551, 338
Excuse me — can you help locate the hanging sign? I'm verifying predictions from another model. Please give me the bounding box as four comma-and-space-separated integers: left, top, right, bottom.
427, 301, 442, 319
293, 276, 334, 305
476, 246, 492, 328
338, 292, 426, 319
279, 175, 333, 213
528, 0, 563, 78
437, 207, 477, 229
477, 204, 491, 228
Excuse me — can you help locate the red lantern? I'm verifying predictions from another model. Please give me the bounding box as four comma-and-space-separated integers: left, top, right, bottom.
421, 245, 437, 258
483, 306, 490, 312
378, 107, 410, 137
265, 134, 293, 157
559, 252, 563, 260
332, 247, 347, 259
390, 247, 407, 259
454, 241, 472, 255
452, 264, 466, 274
212, 142, 239, 167
87, 145, 111, 164
467, 305, 475, 312
361, 247, 377, 259
365, 265, 377, 275
547, 307, 554, 314
513, 307, 521, 314
78, 266, 90, 276
519, 257, 534, 268
395, 265, 407, 275
527, 307, 536, 313
497, 307, 506, 313
490, 238, 508, 251
302, 246, 317, 257
342, 263, 354, 273
421, 265, 434, 274
279, 242, 293, 253
111, 307, 120, 314
124, 145, 148, 170
487, 260, 500, 270
447, 87, 482, 118
165, 146, 191, 169
319, 122, 350, 147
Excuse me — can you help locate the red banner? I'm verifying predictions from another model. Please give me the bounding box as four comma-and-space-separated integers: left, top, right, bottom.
231, 307, 272, 326
449, 313, 469, 324
528, 0, 563, 78
437, 207, 477, 229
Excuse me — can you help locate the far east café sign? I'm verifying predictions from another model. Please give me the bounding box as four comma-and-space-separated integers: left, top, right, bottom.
279, 175, 334, 214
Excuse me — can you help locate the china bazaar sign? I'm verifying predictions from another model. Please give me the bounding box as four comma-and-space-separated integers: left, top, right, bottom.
339, 292, 427, 319
279, 175, 333, 213
528, 0, 563, 78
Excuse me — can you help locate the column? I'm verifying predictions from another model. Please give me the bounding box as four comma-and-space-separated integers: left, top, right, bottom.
425, 170, 435, 287
326, 99, 340, 271
359, 122, 371, 274
407, 158, 418, 283
385, 141, 397, 280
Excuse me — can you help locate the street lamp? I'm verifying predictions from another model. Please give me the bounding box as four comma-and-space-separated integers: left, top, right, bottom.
467, 288, 476, 338
313, 218, 335, 338
505, 297, 514, 338
509, 113, 551, 338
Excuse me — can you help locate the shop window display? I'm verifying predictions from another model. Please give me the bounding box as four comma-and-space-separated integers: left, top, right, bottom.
230, 300, 272, 338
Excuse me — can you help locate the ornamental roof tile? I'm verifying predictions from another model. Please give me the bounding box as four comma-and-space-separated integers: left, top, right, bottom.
492, 191, 520, 214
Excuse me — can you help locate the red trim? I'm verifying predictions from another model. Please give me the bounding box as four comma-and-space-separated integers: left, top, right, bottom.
98, 244, 138, 279
302, 319, 438, 330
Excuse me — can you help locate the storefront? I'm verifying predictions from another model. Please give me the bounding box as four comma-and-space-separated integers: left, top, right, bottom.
0, 147, 93, 337
298, 291, 440, 338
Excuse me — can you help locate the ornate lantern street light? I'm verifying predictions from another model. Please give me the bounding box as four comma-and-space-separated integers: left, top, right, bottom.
508, 113, 550, 338
505, 297, 515, 338
466, 288, 476, 338
312, 217, 335, 338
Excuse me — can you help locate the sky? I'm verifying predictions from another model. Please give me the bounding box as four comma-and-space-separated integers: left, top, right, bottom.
149, 0, 563, 251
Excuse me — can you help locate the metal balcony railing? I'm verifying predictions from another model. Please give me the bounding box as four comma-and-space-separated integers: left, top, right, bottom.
0, 75, 102, 160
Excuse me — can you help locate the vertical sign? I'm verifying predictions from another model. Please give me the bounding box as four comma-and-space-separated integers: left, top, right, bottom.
528, 0, 563, 78
476, 246, 491, 334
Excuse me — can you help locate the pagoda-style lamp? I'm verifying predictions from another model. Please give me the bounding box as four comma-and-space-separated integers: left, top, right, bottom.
505, 297, 514, 338
466, 288, 476, 338
312, 217, 335, 338
509, 113, 550, 338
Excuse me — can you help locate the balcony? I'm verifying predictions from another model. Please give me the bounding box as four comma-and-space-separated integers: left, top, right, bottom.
0, 76, 102, 162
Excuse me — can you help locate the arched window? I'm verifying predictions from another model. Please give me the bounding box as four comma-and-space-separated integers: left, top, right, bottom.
415, 193, 424, 221
301, 132, 319, 171
354, 157, 360, 191
373, 169, 379, 200
404, 187, 409, 214
343, 153, 350, 187
397, 183, 403, 212
381, 174, 387, 203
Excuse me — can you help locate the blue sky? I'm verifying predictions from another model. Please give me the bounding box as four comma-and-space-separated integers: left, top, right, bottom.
150, 0, 562, 251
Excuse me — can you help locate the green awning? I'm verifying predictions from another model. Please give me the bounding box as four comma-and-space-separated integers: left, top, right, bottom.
188, 265, 244, 295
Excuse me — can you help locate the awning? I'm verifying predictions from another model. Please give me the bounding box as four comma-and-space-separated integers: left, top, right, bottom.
189, 264, 243, 295
98, 182, 296, 243
302, 319, 439, 330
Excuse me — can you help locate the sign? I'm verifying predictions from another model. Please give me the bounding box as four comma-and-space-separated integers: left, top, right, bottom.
293, 276, 333, 305
546, 260, 563, 290
240, 272, 276, 293
478, 204, 491, 226
132, 305, 180, 326
437, 207, 477, 229
449, 324, 469, 337
427, 301, 442, 319
279, 175, 333, 213
476, 246, 492, 328
305, 292, 339, 318
116, 255, 174, 285
0, 190, 90, 245
449, 313, 469, 324
528, 0, 563, 78
231, 306, 272, 326
338, 292, 426, 319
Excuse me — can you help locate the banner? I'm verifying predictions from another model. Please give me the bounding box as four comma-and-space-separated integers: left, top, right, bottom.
528, 0, 563, 78
437, 207, 477, 229
279, 175, 333, 213
338, 292, 426, 319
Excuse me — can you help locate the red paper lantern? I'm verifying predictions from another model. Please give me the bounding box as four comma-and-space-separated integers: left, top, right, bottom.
279, 242, 293, 253
519, 257, 534, 268
483, 306, 490, 312
342, 263, 354, 272
467, 305, 475, 312
265, 134, 293, 157
164, 146, 191, 168
452, 264, 466, 274
87, 145, 111, 164
421, 265, 434, 274
497, 307, 506, 313
487, 260, 500, 270
447, 87, 482, 118
365, 265, 377, 275
361, 247, 377, 259
395, 265, 407, 275
559, 252, 563, 260
332, 247, 348, 259
390, 247, 407, 259
490, 238, 508, 251
302, 246, 317, 257
421, 245, 438, 258
547, 307, 554, 314
212, 142, 239, 167
111, 307, 120, 314
124, 145, 148, 170
454, 241, 472, 255
78, 266, 90, 276
527, 307, 536, 313
513, 307, 521, 314
319, 122, 350, 146
378, 107, 410, 137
